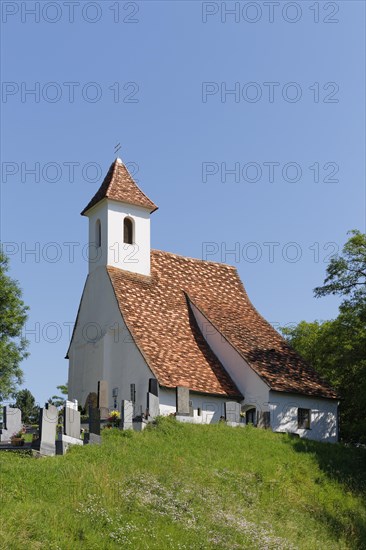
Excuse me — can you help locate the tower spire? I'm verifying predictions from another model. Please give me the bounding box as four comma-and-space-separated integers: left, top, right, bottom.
82, 159, 157, 277
81, 159, 158, 216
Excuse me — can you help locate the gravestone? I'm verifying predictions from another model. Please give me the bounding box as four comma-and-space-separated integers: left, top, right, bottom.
147, 392, 160, 419
56, 433, 83, 455
32, 404, 58, 456
121, 400, 133, 430
98, 380, 109, 420
149, 378, 159, 397
84, 432, 101, 445
176, 386, 190, 416
65, 399, 78, 411
56, 400, 82, 455
0, 407, 22, 442
89, 406, 101, 436
63, 402, 81, 439
85, 392, 98, 410
257, 411, 270, 429
133, 417, 148, 431
225, 402, 240, 424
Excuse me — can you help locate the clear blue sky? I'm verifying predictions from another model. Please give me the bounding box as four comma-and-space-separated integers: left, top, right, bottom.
1, 1, 365, 406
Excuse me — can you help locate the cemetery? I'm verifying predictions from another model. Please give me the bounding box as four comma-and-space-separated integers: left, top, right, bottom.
0, 378, 247, 457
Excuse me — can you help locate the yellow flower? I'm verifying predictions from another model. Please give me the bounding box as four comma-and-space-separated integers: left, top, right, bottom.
109, 410, 121, 420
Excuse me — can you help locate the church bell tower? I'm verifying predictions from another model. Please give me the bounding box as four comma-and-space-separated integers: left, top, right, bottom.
81, 158, 158, 276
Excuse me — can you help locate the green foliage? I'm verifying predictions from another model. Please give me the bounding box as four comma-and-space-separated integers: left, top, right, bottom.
48, 395, 65, 408
282, 230, 366, 444
48, 382, 68, 408
12, 388, 39, 424
282, 306, 366, 444
0, 251, 29, 400
57, 383, 68, 396
314, 229, 366, 309
0, 420, 365, 549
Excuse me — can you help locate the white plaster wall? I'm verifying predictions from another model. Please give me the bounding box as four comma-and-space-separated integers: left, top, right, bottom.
189, 302, 270, 411
107, 200, 151, 276
85, 199, 151, 276
68, 266, 155, 412
86, 201, 109, 274
159, 388, 229, 424
269, 391, 339, 443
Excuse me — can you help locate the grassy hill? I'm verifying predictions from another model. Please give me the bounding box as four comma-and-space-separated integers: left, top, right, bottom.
0, 417, 365, 549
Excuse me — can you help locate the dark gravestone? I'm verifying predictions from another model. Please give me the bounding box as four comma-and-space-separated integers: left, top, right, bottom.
98, 380, 109, 420
149, 378, 159, 397
176, 386, 190, 416
0, 407, 22, 442
89, 406, 101, 436
147, 392, 159, 419
64, 406, 81, 439
85, 392, 98, 411
258, 411, 270, 429
225, 402, 240, 423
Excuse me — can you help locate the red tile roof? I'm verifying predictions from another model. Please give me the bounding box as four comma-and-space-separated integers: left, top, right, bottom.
81, 159, 158, 215
107, 251, 337, 400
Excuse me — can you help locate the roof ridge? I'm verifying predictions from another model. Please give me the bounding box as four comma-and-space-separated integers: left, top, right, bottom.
107, 158, 119, 194
151, 248, 238, 269
106, 265, 154, 284
116, 160, 159, 209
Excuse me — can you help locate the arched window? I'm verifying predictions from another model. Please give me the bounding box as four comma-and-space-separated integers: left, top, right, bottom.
123, 217, 133, 245
95, 219, 101, 248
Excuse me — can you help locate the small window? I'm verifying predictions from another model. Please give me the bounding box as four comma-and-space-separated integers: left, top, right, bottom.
123, 217, 133, 245
95, 219, 101, 248
298, 408, 311, 429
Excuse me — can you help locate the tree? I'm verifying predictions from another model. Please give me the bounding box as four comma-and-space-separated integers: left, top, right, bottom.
47, 382, 68, 408
282, 230, 366, 443
314, 229, 366, 308
56, 383, 68, 396
0, 251, 29, 400
281, 308, 366, 443
12, 388, 39, 424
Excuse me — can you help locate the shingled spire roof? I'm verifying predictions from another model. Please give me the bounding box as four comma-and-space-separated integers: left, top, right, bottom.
81, 158, 158, 215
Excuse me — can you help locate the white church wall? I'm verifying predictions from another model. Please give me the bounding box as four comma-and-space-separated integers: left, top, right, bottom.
86, 201, 109, 273
85, 199, 151, 276
107, 200, 151, 276
189, 302, 270, 412
159, 388, 228, 424
269, 391, 339, 443
68, 266, 155, 412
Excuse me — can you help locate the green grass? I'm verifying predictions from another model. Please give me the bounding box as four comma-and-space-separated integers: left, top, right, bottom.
0, 417, 365, 549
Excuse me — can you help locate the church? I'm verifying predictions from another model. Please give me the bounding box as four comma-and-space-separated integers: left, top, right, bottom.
67, 158, 339, 442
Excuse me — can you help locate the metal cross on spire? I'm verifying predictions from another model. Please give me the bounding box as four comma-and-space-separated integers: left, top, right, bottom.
114, 143, 121, 157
